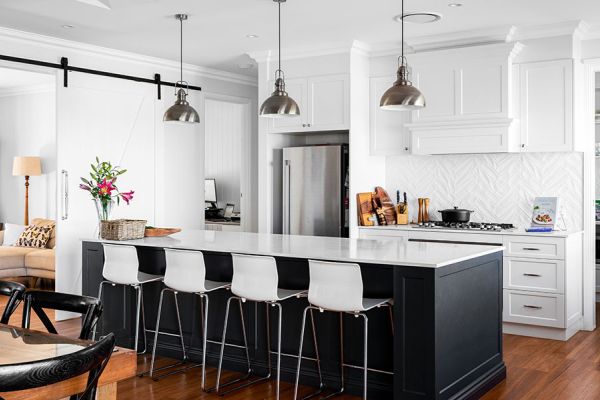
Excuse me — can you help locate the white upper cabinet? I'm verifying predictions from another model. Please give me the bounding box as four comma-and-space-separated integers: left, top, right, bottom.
407, 43, 522, 155
369, 75, 411, 155
519, 59, 573, 152
265, 74, 350, 134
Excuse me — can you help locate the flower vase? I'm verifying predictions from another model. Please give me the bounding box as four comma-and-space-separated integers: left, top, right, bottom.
94, 198, 114, 238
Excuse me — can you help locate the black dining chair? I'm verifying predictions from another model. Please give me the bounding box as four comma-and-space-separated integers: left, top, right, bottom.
0, 333, 116, 400
0, 281, 26, 325
21, 290, 103, 340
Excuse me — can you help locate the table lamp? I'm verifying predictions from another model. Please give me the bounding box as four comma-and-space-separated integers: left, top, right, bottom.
12, 156, 42, 225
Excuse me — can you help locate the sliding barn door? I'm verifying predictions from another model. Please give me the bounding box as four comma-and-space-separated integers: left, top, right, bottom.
55, 72, 157, 306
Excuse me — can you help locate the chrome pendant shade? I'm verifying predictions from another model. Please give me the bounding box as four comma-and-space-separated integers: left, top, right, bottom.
260, 0, 300, 118
380, 0, 426, 111
380, 59, 426, 110
164, 14, 200, 124
164, 87, 200, 123
259, 74, 300, 118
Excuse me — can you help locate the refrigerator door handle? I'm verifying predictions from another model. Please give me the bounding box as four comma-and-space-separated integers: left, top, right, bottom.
283, 160, 291, 234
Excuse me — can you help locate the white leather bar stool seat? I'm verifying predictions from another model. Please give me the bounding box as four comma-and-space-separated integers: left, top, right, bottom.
149, 248, 230, 388
216, 253, 316, 400
93, 244, 163, 354
294, 259, 394, 400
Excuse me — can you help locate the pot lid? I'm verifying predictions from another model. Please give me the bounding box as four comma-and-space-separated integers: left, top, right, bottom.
439, 206, 474, 212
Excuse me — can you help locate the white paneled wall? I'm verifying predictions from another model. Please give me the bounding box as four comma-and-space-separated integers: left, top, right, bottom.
0, 85, 56, 224
387, 152, 583, 230
204, 99, 244, 211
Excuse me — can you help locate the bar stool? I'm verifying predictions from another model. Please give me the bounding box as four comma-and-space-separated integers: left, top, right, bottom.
216, 253, 322, 400
149, 248, 230, 389
294, 259, 394, 400
93, 244, 163, 354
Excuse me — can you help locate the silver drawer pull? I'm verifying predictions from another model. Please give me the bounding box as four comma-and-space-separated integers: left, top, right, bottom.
523, 273, 542, 277
522, 247, 541, 251
523, 305, 542, 310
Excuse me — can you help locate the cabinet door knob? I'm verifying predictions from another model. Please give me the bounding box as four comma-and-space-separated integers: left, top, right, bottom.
404, 147, 409, 151
521, 144, 526, 148
302, 124, 307, 128
307, 123, 311, 127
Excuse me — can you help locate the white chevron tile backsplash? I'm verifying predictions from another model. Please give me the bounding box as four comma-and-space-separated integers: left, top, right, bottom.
386, 153, 583, 231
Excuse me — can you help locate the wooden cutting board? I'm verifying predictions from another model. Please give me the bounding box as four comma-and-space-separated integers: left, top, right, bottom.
356, 192, 374, 226
145, 227, 182, 237
375, 186, 397, 225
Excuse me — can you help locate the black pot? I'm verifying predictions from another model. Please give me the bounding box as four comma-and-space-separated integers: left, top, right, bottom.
438, 207, 474, 223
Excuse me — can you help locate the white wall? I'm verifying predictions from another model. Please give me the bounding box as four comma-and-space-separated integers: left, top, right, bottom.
0, 85, 56, 224
387, 152, 583, 230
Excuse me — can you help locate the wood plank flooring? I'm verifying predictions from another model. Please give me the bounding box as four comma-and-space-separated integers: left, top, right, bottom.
2, 295, 600, 399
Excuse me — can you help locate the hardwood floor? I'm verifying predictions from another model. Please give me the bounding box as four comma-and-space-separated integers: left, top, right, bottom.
3, 295, 600, 399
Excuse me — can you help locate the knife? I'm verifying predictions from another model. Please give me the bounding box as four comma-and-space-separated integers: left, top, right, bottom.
396, 190, 400, 204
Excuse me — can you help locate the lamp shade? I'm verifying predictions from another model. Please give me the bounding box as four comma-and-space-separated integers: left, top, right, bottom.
12, 156, 41, 176
163, 88, 200, 123
259, 77, 300, 118
380, 65, 426, 111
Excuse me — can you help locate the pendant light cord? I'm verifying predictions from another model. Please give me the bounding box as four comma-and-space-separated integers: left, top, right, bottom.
277, 0, 282, 77
401, 0, 405, 66
180, 16, 183, 83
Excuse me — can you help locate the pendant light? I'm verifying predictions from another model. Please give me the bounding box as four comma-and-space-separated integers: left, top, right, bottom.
259, 0, 300, 118
164, 14, 200, 124
380, 0, 426, 111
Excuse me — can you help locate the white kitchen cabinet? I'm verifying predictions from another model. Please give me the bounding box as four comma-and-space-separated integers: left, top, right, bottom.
358, 227, 583, 340
369, 75, 411, 155
404, 42, 522, 155
266, 74, 349, 134
519, 59, 573, 152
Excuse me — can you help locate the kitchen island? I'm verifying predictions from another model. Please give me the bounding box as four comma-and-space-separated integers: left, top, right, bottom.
82, 230, 505, 399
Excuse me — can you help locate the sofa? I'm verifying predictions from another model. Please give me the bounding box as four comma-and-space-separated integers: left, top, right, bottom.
0, 218, 55, 280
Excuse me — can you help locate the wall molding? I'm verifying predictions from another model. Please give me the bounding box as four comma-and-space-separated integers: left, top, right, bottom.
0, 82, 54, 98
0, 26, 257, 87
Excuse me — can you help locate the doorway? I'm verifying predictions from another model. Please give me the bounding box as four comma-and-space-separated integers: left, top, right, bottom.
0, 65, 56, 290
204, 95, 252, 232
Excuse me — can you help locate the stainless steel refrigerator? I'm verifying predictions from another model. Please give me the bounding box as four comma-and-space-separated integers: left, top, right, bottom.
282, 144, 349, 237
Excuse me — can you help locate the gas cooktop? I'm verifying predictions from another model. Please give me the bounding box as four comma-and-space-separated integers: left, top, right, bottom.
412, 221, 516, 231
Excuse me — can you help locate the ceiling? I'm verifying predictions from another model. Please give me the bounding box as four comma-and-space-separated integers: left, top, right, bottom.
0, 0, 599, 77
0, 67, 54, 89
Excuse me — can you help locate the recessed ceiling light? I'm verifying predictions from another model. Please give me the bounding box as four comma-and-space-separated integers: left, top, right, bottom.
246, 34, 259, 39
394, 12, 443, 24
62, 24, 75, 29
448, 2, 463, 7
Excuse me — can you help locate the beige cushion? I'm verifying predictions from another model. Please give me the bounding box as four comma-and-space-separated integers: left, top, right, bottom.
0, 246, 39, 269
0, 231, 4, 245
16, 223, 54, 248
25, 268, 55, 280
30, 218, 56, 249
24, 249, 55, 272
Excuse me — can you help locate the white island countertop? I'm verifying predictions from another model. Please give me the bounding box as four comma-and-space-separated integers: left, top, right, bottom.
84, 229, 503, 268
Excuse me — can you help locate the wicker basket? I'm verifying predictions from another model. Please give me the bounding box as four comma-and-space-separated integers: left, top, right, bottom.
100, 219, 147, 241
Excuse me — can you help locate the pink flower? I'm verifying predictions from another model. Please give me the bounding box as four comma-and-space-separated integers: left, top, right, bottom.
120, 190, 134, 205
97, 179, 115, 196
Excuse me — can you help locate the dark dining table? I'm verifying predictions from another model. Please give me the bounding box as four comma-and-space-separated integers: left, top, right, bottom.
0, 323, 136, 400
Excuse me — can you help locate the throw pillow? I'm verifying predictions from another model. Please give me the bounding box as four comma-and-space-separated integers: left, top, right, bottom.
1, 223, 26, 246
15, 223, 54, 248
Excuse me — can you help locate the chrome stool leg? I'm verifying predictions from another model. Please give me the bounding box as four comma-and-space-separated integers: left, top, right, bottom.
149, 288, 203, 380
294, 306, 325, 400
214, 297, 275, 396
139, 285, 148, 354
200, 293, 209, 391
133, 285, 143, 354
359, 313, 368, 400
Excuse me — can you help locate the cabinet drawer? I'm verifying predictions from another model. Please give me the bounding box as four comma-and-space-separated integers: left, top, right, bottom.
503, 290, 564, 328
503, 236, 565, 259
504, 258, 564, 293
358, 229, 408, 240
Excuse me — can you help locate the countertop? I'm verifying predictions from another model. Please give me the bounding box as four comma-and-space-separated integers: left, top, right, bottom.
84, 229, 503, 268
358, 224, 582, 238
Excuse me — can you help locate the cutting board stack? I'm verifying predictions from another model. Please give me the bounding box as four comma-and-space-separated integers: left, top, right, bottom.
357, 186, 408, 226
